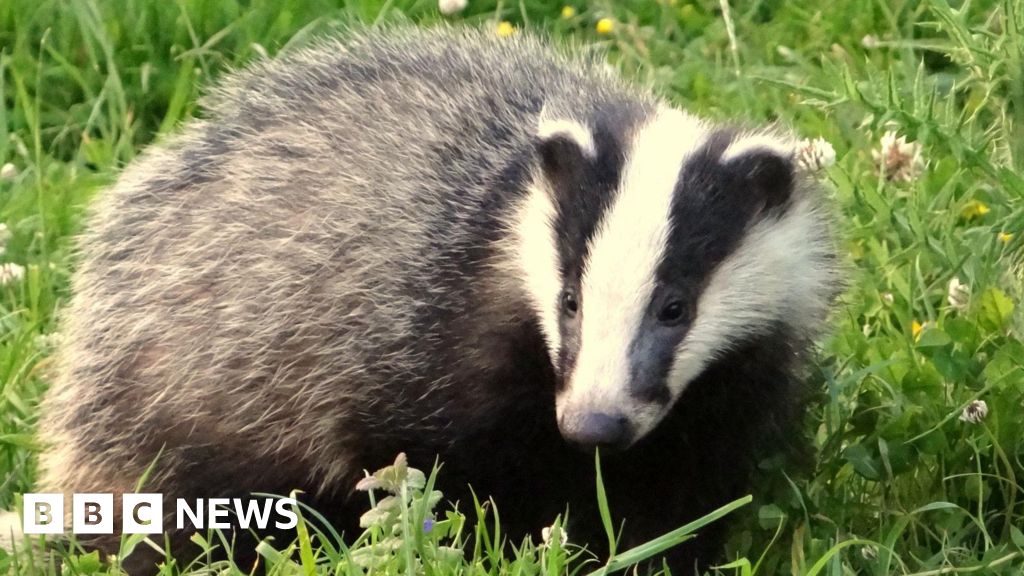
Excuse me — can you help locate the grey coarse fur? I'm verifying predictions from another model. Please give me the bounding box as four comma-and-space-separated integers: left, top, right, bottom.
35, 24, 827, 574
39, 24, 654, 564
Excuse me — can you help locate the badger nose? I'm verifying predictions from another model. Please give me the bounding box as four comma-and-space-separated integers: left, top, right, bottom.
561, 412, 632, 452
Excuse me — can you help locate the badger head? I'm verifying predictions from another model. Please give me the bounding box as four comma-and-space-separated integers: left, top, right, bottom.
512, 106, 835, 451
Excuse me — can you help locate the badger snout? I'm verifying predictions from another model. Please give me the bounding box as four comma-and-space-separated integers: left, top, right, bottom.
558, 410, 633, 452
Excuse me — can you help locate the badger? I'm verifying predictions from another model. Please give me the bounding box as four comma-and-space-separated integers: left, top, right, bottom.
36, 25, 837, 574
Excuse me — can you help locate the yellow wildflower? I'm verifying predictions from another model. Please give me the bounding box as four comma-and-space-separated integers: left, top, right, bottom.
960, 200, 990, 220
596, 18, 615, 35
997, 231, 1014, 243
911, 320, 923, 341
561, 6, 576, 19
496, 21, 516, 37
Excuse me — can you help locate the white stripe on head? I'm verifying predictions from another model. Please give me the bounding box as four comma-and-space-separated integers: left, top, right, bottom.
721, 131, 795, 163
537, 118, 598, 159
668, 180, 835, 393
512, 184, 562, 354
510, 115, 600, 357
562, 108, 707, 421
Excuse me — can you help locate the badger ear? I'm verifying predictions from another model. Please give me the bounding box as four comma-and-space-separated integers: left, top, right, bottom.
536, 118, 597, 195
721, 139, 795, 212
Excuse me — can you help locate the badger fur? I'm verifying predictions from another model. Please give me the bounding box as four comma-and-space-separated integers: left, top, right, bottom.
37, 25, 837, 574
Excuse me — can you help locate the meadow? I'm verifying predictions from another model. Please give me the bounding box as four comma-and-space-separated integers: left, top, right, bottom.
1, 0, 1022, 574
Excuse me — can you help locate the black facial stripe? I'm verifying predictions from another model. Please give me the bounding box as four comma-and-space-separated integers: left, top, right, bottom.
550, 130, 619, 381
619, 130, 797, 404
549, 99, 650, 281
548, 102, 647, 380
626, 293, 694, 405
656, 128, 795, 288
550, 126, 628, 281
627, 327, 674, 405
556, 329, 581, 388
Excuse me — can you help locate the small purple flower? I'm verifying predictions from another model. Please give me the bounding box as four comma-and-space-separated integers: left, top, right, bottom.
423, 518, 434, 533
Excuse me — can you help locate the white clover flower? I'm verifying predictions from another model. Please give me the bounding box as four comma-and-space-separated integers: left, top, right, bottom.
947, 277, 969, 312
438, 0, 467, 15
872, 130, 924, 182
541, 525, 568, 546
34, 332, 63, 351
881, 291, 894, 306
0, 262, 25, 285
861, 35, 880, 49
959, 400, 988, 424
0, 163, 17, 182
796, 137, 836, 173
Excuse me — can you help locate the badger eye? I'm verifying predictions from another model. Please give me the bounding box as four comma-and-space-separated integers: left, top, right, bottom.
561, 291, 579, 318
657, 301, 686, 325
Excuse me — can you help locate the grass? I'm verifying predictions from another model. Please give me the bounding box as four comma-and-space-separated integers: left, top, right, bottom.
1, 0, 1023, 574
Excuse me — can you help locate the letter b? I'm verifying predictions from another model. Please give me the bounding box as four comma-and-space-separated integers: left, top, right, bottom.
73, 494, 114, 534
22, 494, 64, 535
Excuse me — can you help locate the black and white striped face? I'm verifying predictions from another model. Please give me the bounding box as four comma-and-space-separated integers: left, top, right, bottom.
514, 107, 833, 450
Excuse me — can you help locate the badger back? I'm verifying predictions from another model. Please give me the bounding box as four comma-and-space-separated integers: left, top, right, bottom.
37, 27, 660, 489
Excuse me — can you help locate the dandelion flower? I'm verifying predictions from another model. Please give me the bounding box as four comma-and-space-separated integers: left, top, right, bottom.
796, 137, 836, 173
872, 130, 924, 182
911, 320, 923, 341
438, 0, 467, 16
960, 200, 991, 220
997, 231, 1013, 244
561, 5, 576, 19
0, 262, 25, 285
959, 399, 988, 424
596, 18, 615, 35
947, 277, 969, 311
0, 163, 17, 182
496, 21, 516, 37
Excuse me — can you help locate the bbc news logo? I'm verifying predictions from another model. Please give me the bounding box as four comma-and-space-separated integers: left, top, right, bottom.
23, 494, 299, 535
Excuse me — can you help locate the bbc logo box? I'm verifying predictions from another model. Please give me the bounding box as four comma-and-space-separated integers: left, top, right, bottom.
22, 493, 164, 535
